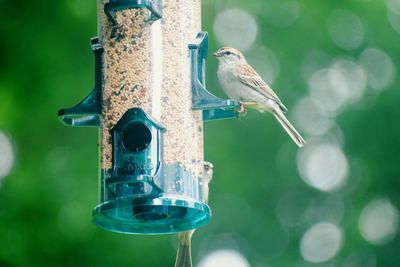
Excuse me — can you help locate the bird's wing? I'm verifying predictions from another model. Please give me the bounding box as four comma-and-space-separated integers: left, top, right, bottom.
237, 64, 288, 112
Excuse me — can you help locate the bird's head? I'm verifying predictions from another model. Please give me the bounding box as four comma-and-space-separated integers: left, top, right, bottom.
203, 161, 214, 183
213, 47, 247, 64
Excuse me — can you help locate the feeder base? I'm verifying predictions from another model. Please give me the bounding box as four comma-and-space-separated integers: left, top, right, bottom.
92, 195, 211, 234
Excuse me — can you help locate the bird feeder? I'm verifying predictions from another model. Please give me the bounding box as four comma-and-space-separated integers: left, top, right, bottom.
58, 0, 241, 234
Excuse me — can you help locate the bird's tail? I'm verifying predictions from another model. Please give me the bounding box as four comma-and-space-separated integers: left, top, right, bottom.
175, 230, 195, 267
272, 106, 306, 147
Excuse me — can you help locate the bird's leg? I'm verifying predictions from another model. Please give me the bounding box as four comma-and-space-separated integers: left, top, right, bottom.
242, 101, 258, 107
236, 102, 247, 114
236, 101, 257, 116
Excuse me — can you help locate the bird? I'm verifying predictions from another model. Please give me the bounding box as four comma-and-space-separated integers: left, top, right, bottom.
174, 161, 214, 267
202, 161, 214, 204
213, 47, 306, 147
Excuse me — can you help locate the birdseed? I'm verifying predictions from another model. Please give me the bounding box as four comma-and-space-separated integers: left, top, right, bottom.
98, 0, 204, 179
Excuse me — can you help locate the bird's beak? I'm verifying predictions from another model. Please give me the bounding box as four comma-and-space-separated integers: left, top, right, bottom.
213, 51, 221, 57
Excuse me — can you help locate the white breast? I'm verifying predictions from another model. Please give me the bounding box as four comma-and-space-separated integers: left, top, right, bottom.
217, 63, 251, 101
217, 63, 271, 107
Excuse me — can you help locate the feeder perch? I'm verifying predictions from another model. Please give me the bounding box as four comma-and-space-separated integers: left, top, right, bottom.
59, 0, 242, 234
58, 38, 103, 127
190, 32, 241, 121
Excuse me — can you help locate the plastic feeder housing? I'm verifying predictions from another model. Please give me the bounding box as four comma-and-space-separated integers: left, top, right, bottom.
58, 0, 241, 235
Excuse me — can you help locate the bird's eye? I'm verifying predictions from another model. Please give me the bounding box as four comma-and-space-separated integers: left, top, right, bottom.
225, 51, 232, 55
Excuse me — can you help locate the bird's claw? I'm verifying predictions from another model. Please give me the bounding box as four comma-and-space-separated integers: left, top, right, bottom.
236, 102, 248, 116
236, 101, 257, 117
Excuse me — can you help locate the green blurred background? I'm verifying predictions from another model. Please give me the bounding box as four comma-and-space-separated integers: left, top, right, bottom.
1, 0, 400, 266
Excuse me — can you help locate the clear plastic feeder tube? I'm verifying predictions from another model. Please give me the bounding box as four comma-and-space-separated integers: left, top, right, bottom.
93, 0, 209, 234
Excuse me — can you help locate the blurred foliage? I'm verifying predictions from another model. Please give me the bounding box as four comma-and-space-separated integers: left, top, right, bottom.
1, 0, 400, 266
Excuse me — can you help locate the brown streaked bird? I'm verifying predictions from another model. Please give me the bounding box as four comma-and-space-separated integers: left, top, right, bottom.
174, 162, 214, 267
213, 47, 306, 147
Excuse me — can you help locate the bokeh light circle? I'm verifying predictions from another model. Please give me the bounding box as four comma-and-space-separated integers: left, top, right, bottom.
308, 59, 367, 115
292, 97, 334, 136
359, 48, 395, 91
332, 60, 367, 103
198, 249, 250, 267
359, 198, 399, 245
308, 68, 349, 114
305, 195, 346, 225
297, 142, 349, 192
262, 0, 300, 28
387, 9, 400, 34
300, 222, 343, 263
246, 46, 280, 84
213, 8, 258, 51
0, 131, 15, 182
386, 0, 400, 15
327, 10, 364, 50
341, 251, 377, 267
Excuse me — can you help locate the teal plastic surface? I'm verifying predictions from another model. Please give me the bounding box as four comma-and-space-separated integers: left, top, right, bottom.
190, 32, 241, 121
93, 108, 210, 234
109, 108, 165, 197
104, 0, 162, 24
93, 164, 211, 234
58, 38, 102, 127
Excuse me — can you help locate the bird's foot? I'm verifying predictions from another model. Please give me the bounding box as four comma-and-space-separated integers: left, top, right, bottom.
236, 102, 248, 116
236, 101, 257, 116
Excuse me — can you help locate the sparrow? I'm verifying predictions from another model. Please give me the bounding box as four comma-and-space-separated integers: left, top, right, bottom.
213, 47, 306, 147
202, 161, 214, 204
175, 162, 214, 267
